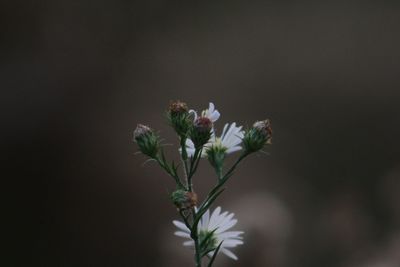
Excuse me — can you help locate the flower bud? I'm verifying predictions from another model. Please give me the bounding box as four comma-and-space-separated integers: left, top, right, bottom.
206, 143, 227, 176
243, 119, 272, 153
190, 116, 213, 149
167, 100, 191, 137
169, 100, 188, 115
133, 124, 160, 158
170, 189, 198, 210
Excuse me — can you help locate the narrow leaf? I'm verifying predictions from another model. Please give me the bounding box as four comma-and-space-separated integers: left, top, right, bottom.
194, 188, 225, 228
208, 241, 223, 267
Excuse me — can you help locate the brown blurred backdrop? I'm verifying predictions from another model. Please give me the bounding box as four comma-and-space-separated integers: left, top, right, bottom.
2, 0, 400, 266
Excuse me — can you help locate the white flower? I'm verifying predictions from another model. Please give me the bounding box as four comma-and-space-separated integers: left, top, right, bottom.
212, 122, 244, 154
173, 207, 244, 260
189, 102, 220, 123
185, 123, 244, 157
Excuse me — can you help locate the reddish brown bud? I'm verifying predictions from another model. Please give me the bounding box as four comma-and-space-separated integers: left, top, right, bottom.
253, 119, 272, 141
171, 189, 198, 210
169, 100, 188, 115
194, 116, 213, 133
184, 192, 198, 209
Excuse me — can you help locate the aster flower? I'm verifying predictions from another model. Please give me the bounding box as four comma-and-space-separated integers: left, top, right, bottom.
190, 102, 221, 123
211, 122, 244, 154
184, 123, 244, 157
173, 207, 244, 260
135, 100, 273, 266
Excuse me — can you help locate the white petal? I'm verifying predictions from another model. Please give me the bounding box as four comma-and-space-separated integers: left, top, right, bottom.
220, 248, 238, 260
174, 231, 190, 238
221, 123, 229, 138
217, 231, 244, 239
221, 239, 244, 247
201, 209, 210, 231
173, 220, 190, 232
216, 219, 237, 233
189, 110, 198, 121
215, 213, 234, 233
220, 123, 244, 150
209, 110, 220, 122
208, 207, 222, 230
208, 102, 215, 113
210, 211, 229, 231
225, 123, 237, 140
183, 240, 195, 246
183, 139, 196, 157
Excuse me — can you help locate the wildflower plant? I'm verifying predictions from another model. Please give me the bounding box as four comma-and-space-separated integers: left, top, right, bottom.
133, 101, 272, 266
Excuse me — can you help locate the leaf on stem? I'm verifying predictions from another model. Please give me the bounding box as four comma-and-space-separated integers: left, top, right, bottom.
193, 188, 225, 229
207, 241, 223, 267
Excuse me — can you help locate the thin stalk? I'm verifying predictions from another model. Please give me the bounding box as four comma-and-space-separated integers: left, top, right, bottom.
178, 210, 191, 229
180, 141, 202, 266
180, 136, 190, 187
199, 151, 250, 211
191, 208, 202, 267
188, 148, 202, 189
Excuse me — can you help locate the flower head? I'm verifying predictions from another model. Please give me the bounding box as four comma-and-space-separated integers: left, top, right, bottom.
170, 189, 198, 210
243, 119, 272, 153
190, 116, 213, 149
206, 123, 244, 171
133, 124, 152, 140
133, 124, 159, 158
253, 119, 272, 140
173, 207, 244, 260
190, 102, 220, 123
184, 123, 244, 157
169, 100, 188, 115
213, 123, 244, 154
168, 100, 192, 137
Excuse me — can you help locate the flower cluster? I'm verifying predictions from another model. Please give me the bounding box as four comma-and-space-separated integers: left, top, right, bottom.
133, 101, 272, 266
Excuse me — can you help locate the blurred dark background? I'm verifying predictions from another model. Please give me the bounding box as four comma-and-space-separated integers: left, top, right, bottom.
2, 0, 400, 266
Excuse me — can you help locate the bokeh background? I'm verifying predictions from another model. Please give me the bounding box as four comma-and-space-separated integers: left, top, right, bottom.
3, 0, 400, 266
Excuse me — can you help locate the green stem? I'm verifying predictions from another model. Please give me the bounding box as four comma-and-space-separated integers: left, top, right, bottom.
180, 136, 190, 188
178, 210, 191, 229
191, 208, 202, 267
188, 148, 202, 190
199, 151, 250, 211
178, 209, 201, 266
179, 140, 202, 266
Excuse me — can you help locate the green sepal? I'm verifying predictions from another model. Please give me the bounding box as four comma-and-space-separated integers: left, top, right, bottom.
135, 131, 159, 158
242, 127, 268, 153
167, 111, 192, 137
193, 188, 225, 229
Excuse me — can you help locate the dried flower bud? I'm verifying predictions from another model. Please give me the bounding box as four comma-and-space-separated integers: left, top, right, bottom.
253, 119, 272, 140
168, 100, 191, 137
243, 119, 272, 153
133, 124, 159, 158
171, 189, 198, 210
169, 100, 188, 115
190, 116, 213, 149
134, 124, 152, 139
